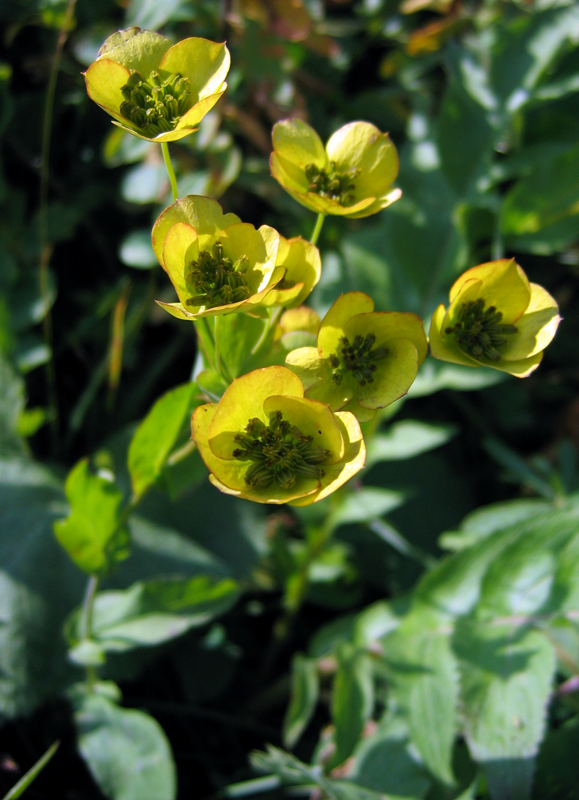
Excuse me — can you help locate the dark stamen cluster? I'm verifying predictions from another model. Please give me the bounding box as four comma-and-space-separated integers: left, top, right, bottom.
232, 411, 331, 490
330, 333, 389, 386
305, 162, 360, 205
445, 298, 518, 361
186, 242, 251, 309
120, 69, 192, 135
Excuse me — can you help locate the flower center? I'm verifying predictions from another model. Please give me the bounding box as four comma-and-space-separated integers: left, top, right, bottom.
232, 411, 331, 490
305, 162, 360, 205
445, 298, 518, 361
185, 242, 251, 309
329, 334, 389, 386
119, 69, 193, 135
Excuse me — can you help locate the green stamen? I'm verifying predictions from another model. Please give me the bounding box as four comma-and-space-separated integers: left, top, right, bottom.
233, 410, 331, 490
119, 69, 193, 135
305, 161, 360, 205
330, 333, 389, 386
445, 298, 518, 361
185, 241, 251, 309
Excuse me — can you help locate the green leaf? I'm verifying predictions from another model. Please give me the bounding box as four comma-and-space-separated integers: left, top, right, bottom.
66, 575, 239, 652
216, 313, 267, 379
54, 459, 130, 576
0, 353, 25, 456
328, 487, 407, 531
196, 368, 228, 401
119, 230, 158, 270
128, 382, 201, 497
383, 609, 459, 786
409, 358, 505, 397
283, 654, 319, 749
73, 690, 176, 800
0, 456, 84, 719
121, 162, 167, 205
365, 420, 457, 468
2, 740, 59, 800
454, 621, 556, 800
331, 644, 374, 768
348, 707, 431, 800
439, 499, 550, 552
533, 717, 579, 800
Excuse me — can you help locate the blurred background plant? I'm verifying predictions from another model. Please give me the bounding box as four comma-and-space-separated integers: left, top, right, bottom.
0, 0, 579, 798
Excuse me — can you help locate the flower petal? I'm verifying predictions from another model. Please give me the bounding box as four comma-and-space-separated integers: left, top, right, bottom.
155, 300, 194, 320
152, 196, 240, 264
289, 411, 366, 506
486, 351, 544, 378
272, 118, 327, 174
318, 292, 375, 357
325, 122, 399, 202
97, 28, 170, 74
84, 59, 132, 126
219, 223, 280, 292
429, 303, 481, 368
174, 89, 227, 132
341, 396, 376, 423
264, 236, 321, 309
159, 38, 230, 101
161, 222, 199, 304
449, 259, 531, 324
208, 366, 304, 458
345, 188, 402, 219
345, 311, 428, 366
500, 283, 561, 360
262, 395, 345, 463
355, 338, 419, 410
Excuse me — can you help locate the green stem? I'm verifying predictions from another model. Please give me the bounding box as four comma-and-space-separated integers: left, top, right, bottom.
161, 141, 179, 202
214, 315, 232, 384
81, 575, 99, 641
310, 212, 325, 246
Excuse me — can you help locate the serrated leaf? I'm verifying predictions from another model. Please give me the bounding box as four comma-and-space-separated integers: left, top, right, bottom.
54, 459, 130, 576
365, 420, 457, 468
383, 609, 459, 786
66, 575, 239, 652
128, 382, 201, 497
283, 654, 319, 749
454, 621, 556, 800
331, 644, 374, 768
73, 691, 176, 800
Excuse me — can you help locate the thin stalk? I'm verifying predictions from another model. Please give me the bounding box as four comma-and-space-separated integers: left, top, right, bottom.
80, 575, 99, 641
38, 0, 76, 453
310, 212, 325, 246
213, 315, 232, 384
161, 142, 179, 202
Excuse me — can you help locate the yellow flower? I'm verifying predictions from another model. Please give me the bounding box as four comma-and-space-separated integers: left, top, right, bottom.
429, 258, 560, 378
191, 366, 366, 506
270, 119, 401, 218
261, 236, 322, 309
286, 292, 427, 422
84, 27, 230, 142
151, 196, 283, 320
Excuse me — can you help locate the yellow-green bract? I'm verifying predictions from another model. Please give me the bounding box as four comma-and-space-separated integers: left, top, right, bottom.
286, 292, 427, 422
261, 236, 322, 309
151, 196, 283, 320
192, 366, 366, 506
84, 27, 230, 143
270, 119, 401, 218
429, 259, 560, 378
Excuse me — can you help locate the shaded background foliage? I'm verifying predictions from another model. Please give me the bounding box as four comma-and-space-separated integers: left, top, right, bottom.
0, 0, 579, 798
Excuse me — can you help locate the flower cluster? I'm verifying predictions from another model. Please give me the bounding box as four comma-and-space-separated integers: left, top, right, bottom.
85, 27, 561, 507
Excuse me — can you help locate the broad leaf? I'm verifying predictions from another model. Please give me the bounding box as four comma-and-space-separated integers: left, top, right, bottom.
54, 459, 130, 576
331, 644, 374, 768
283, 654, 319, 749
73, 689, 176, 800
128, 382, 201, 497
328, 487, 407, 530
365, 420, 456, 468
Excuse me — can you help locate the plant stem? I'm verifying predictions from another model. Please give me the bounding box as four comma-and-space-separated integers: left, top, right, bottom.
214, 315, 233, 384
80, 575, 99, 642
38, 0, 76, 454
161, 141, 179, 202
310, 212, 325, 246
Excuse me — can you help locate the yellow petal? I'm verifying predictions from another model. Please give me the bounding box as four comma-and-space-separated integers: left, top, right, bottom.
155, 300, 195, 320
152, 196, 240, 264
272, 118, 327, 173
501, 283, 561, 360
341, 397, 376, 423
272, 237, 322, 309
159, 38, 230, 101
449, 259, 531, 324
345, 311, 428, 365
219, 223, 279, 293
325, 122, 399, 202
84, 59, 131, 127
262, 395, 345, 463
161, 222, 199, 305
111, 119, 199, 143
355, 338, 419, 410
279, 306, 321, 336
208, 366, 304, 458
318, 292, 375, 357
96, 28, 170, 74
174, 89, 227, 133
428, 304, 481, 367
487, 351, 544, 378
209, 471, 320, 504
345, 188, 402, 219
289, 411, 366, 506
